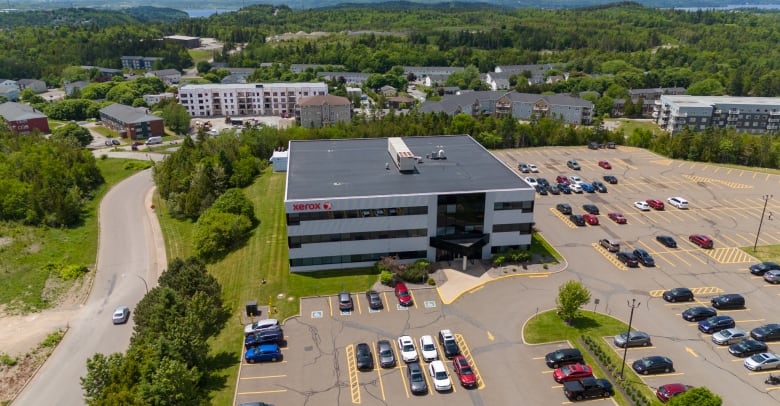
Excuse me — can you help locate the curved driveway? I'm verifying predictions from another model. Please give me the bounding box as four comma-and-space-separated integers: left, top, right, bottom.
15, 158, 166, 405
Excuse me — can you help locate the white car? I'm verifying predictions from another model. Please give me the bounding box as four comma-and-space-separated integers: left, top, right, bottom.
667, 196, 689, 209
428, 360, 452, 391
524, 177, 538, 186
570, 183, 583, 193
568, 175, 583, 184
712, 328, 748, 345
397, 335, 418, 363
243, 318, 280, 335
528, 164, 539, 173
419, 335, 438, 362
744, 352, 780, 371
634, 201, 650, 211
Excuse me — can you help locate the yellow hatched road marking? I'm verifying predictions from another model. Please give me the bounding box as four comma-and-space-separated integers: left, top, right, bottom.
706, 247, 755, 264
591, 243, 628, 271
549, 207, 577, 228
345, 344, 361, 404
455, 333, 486, 390
649, 286, 723, 297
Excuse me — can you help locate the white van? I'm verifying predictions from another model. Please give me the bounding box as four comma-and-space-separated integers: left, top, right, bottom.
146, 136, 163, 145
667, 197, 689, 209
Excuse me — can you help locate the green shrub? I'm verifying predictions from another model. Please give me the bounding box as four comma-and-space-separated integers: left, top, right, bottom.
427, 277, 436, 286
47, 263, 89, 280
491, 254, 505, 266
380, 270, 393, 285
40, 330, 64, 348
0, 352, 17, 366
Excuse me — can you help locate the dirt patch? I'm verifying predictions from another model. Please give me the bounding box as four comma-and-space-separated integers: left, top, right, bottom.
0, 237, 12, 247
0, 333, 62, 403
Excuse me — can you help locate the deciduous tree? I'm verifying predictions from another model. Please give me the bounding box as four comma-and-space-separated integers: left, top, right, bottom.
556, 280, 591, 324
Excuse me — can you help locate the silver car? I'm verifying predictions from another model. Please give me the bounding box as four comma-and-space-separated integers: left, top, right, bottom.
764, 270, 780, 284
112, 306, 130, 324
377, 340, 396, 368
712, 328, 748, 345
613, 331, 651, 348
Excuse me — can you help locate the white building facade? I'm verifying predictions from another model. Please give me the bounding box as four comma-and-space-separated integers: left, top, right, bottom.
177, 83, 328, 118
656, 95, 780, 134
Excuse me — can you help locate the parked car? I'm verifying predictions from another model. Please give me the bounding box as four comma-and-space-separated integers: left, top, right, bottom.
667, 196, 689, 209
613, 331, 652, 348
744, 352, 780, 371
603, 175, 618, 184
556, 175, 571, 185
553, 363, 593, 383
406, 362, 428, 394
570, 214, 586, 226
548, 184, 561, 195
245, 343, 282, 363
751, 324, 780, 342
749, 261, 780, 276
567, 160, 581, 170
244, 326, 284, 349
563, 377, 614, 401
634, 201, 651, 211
356, 342, 374, 371
438, 329, 461, 358
633, 249, 655, 267
646, 199, 665, 210
689, 234, 714, 249
598, 160, 612, 169
570, 183, 583, 193
419, 335, 439, 362
729, 340, 768, 357
556, 203, 573, 215
377, 339, 396, 368
583, 204, 600, 215
397, 335, 418, 363
656, 235, 678, 248
452, 355, 477, 388
582, 213, 599, 225
663, 287, 694, 302
580, 182, 595, 193
711, 293, 745, 310
592, 181, 607, 193
104, 140, 113, 146
365, 290, 383, 310
338, 291, 354, 311
764, 269, 780, 284
528, 164, 539, 173
698, 315, 736, 334
395, 281, 413, 306
111, 138, 121, 145
632, 356, 674, 375
518, 163, 530, 173
112, 306, 130, 324
244, 319, 280, 336
568, 175, 583, 184
558, 183, 572, 194
608, 212, 627, 224
535, 184, 548, 195
616, 251, 639, 267
712, 328, 748, 345
681, 306, 717, 322
656, 383, 693, 403
428, 360, 452, 391
537, 177, 550, 187
599, 238, 620, 252
545, 348, 584, 368
525, 177, 538, 186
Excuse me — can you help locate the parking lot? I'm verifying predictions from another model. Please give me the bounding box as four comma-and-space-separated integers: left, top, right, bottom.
237, 145, 780, 405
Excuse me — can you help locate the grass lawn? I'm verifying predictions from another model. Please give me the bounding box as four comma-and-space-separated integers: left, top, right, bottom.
742, 244, 780, 262
91, 125, 118, 138
605, 118, 659, 136
0, 159, 152, 313
188, 49, 214, 64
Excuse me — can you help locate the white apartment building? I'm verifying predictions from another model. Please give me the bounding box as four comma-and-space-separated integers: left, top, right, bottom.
177, 83, 328, 118
656, 95, 780, 134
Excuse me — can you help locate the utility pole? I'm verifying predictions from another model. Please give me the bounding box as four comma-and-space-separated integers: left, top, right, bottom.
620, 298, 641, 379
754, 194, 772, 252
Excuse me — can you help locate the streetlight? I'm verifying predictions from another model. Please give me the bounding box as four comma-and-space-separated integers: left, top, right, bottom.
619, 298, 641, 379
123, 273, 149, 294
754, 194, 773, 252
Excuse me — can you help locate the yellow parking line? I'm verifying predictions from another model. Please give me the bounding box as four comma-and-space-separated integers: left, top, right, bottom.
240, 374, 287, 380
410, 290, 418, 309
383, 291, 390, 312
237, 389, 289, 395
345, 344, 360, 404
374, 342, 386, 401
735, 319, 765, 324
355, 293, 362, 314
398, 365, 410, 398
455, 334, 485, 390
328, 296, 333, 317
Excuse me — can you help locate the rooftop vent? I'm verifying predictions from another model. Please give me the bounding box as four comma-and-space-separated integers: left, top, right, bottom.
387, 137, 416, 173
430, 149, 447, 160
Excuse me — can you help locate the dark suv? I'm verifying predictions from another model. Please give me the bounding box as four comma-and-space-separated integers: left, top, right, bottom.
438, 329, 461, 359
711, 293, 745, 310
338, 292, 353, 311
545, 348, 584, 368
616, 251, 639, 267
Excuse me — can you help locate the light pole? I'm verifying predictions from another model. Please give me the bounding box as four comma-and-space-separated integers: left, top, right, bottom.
620, 298, 641, 379
754, 194, 772, 252
124, 273, 149, 294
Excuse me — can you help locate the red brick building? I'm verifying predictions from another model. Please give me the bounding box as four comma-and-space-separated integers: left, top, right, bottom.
0, 102, 50, 134
98, 103, 164, 140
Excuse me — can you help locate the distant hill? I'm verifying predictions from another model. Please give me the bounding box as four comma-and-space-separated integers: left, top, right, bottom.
0, 6, 188, 28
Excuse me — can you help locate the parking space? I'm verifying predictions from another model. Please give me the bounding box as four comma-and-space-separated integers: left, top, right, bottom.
530, 341, 617, 405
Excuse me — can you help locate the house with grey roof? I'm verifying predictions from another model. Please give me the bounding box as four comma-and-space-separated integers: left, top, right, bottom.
485, 72, 513, 91
0, 102, 50, 134
422, 74, 450, 88
81, 66, 122, 82
404, 66, 464, 78
64, 80, 89, 97
0, 85, 20, 101
121, 56, 163, 71
145, 69, 181, 86
221, 73, 249, 84
98, 103, 164, 140
290, 63, 343, 73
317, 72, 370, 86
18, 79, 47, 94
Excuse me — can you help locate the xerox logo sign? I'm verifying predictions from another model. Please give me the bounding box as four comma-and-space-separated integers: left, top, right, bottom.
292, 202, 332, 211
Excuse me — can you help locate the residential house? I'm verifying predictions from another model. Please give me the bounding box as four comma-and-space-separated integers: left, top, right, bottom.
64, 81, 89, 97
380, 85, 397, 97
403, 66, 464, 78
221, 73, 249, 84
121, 56, 163, 71
297, 94, 351, 128
81, 66, 122, 82
143, 92, 175, 106
346, 87, 362, 100
145, 69, 181, 86
317, 72, 370, 86
0, 102, 50, 134
99, 103, 165, 140
422, 74, 450, 88
0, 85, 20, 101
387, 96, 415, 110
494, 64, 557, 85
290, 63, 343, 73
0, 79, 18, 88
18, 79, 47, 94
485, 72, 512, 91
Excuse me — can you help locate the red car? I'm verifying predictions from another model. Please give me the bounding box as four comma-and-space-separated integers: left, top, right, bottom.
583, 213, 599, 225
394, 281, 413, 306
452, 355, 477, 388
555, 175, 570, 185
608, 212, 627, 224
689, 234, 714, 249
598, 160, 612, 169
553, 363, 593, 383
656, 383, 693, 402
646, 199, 665, 210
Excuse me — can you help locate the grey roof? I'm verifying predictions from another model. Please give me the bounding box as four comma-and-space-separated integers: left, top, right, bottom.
99, 103, 161, 124
506, 92, 593, 107
0, 102, 47, 121
221, 73, 249, 84
286, 135, 529, 200
495, 63, 555, 73
629, 87, 686, 96
418, 91, 498, 114
148, 69, 180, 76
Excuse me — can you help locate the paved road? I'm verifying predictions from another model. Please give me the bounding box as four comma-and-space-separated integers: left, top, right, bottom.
14, 166, 166, 405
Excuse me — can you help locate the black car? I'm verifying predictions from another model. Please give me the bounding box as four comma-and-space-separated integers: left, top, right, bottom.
603, 175, 618, 184
244, 326, 284, 349
570, 214, 586, 226
563, 377, 614, 401
592, 181, 607, 193
729, 340, 769, 357
356, 342, 374, 371
438, 329, 461, 359
583, 204, 600, 215
632, 249, 655, 267
663, 287, 694, 302
537, 178, 550, 188
656, 235, 678, 248
681, 306, 717, 322
698, 315, 735, 334
710, 293, 745, 310
749, 262, 780, 276
407, 361, 428, 394
616, 251, 639, 267
535, 184, 548, 195
556, 203, 573, 215
751, 323, 780, 341
632, 356, 674, 375
545, 348, 584, 368
365, 290, 383, 310
558, 183, 572, 194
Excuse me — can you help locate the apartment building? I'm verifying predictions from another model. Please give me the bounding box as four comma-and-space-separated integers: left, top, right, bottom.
177, 83, 328, 118
655, 95, 780, 134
